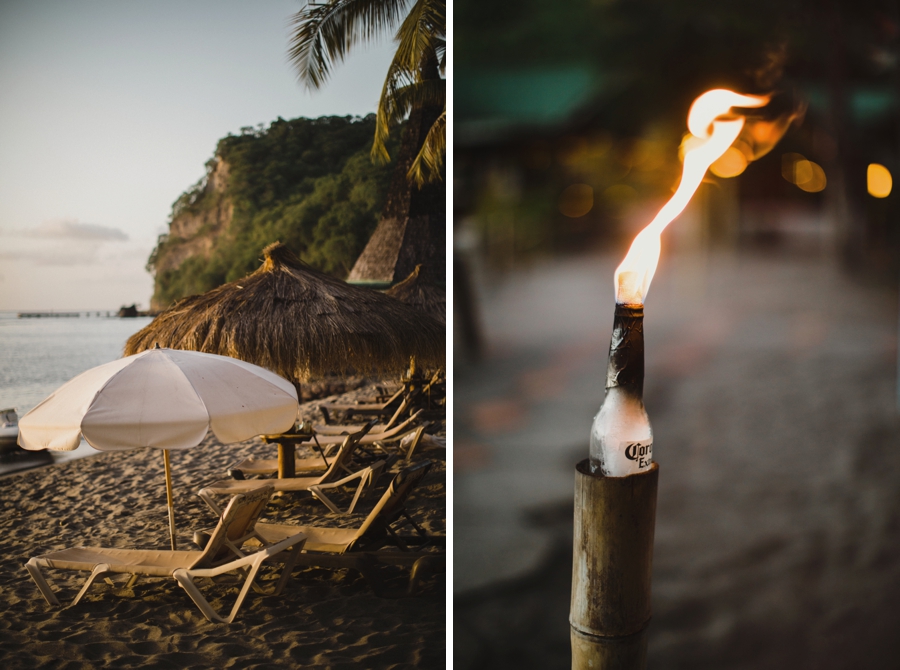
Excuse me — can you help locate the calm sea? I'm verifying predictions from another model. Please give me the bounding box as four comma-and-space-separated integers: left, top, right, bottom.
0, 312, 153, 466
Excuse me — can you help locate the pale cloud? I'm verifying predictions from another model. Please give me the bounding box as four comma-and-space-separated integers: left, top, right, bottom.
0, 236, 155, 310
0, 219, 140, 267
0, 245, 103, 266
21, 219, 129, 242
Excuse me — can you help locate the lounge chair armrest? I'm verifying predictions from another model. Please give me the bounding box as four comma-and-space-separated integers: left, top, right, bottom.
173, 532, 306, 624
254, 532, 307, 559
181, 532, 306, 579
313, 464, 378, 491
197, 488, 225, 517
182, 552, 261, 579
308, 461, 385, 515
354, 419, 379, 440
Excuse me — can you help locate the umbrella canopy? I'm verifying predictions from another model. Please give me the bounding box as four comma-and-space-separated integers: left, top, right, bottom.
385, 264, 445, 323
19, 348, 298, 452
124, 243, 445, 381
19, 347, 298, 549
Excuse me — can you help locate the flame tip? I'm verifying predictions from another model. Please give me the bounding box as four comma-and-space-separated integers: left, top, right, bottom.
615, 87, 788, 301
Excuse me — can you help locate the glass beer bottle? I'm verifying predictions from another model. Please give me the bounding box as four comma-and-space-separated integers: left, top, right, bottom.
589, 304, 653, 476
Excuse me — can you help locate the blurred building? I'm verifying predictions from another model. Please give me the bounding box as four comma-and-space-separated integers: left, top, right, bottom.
454, 1, 900, 360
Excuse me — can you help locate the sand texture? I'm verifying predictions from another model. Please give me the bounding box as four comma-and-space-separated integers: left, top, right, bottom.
0, 387, 445, 668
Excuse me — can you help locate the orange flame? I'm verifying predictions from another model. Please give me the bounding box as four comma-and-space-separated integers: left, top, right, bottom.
615, 89, 771, 304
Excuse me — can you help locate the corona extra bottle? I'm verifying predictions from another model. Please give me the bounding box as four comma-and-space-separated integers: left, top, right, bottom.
589, 303, 653, 476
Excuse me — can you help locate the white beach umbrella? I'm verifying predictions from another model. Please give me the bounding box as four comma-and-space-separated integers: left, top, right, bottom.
18, 347, 298, 549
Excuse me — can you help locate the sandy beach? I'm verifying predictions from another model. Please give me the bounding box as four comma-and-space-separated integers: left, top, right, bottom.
0, 386, 445, 668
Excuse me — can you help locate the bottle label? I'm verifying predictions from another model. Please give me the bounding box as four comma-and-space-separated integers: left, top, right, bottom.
622, 440, 653, 470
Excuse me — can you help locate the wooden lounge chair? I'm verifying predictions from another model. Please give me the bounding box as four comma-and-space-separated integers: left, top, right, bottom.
353, 383, 402, 404
314, 394, 413, 434
399, 426, 428, 462
228, 411, 424, 479
318, 386, 406, 418
24, 486, 306, 624
317, 368, 444, 424
198, 460, 444, 597
304, 411, 424, 452
202, 429, 387, 515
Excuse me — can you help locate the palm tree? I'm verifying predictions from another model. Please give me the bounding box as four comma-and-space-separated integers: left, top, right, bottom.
288, 0, 446, 186
288, 0, 446, 285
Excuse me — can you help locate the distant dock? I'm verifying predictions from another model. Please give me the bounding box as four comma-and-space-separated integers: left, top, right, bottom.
17, 311, 114, 318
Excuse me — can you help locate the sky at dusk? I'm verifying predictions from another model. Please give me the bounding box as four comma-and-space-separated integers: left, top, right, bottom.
0, 0, 395, 311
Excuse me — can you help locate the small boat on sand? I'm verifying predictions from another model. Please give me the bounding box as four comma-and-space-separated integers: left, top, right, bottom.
0, 408, 19, 451
0, 408, 53, 473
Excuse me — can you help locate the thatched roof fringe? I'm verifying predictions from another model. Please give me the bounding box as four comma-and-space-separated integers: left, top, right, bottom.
125, 243, 444, 381
385, 264, 446, 323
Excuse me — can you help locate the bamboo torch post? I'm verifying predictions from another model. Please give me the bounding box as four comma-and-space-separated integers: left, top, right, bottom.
570, 460, 658, 668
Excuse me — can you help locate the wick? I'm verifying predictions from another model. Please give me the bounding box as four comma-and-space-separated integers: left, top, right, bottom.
616, 271, 644, 305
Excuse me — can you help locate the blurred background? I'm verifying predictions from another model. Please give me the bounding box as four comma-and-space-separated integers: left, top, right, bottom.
453, 1, 900, 667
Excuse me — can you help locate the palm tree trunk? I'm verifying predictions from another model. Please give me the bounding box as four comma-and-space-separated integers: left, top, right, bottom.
348, 56, 445, 285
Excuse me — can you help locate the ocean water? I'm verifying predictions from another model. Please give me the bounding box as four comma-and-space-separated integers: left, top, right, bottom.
0, 312, 153, 413
0, 312, 153, 466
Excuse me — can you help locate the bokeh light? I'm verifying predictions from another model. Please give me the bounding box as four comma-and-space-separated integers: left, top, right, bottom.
709, 146, 749, 178
782, 153, 827, 193
867, 163, 892, 198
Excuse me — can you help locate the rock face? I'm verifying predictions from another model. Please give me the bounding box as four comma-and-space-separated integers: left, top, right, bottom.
149, 160, 232, 311
168, 161, 232, 241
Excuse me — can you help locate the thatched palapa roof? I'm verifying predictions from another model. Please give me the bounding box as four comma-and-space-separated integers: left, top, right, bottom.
124, 243, 445, 381
385, 265, 445, 323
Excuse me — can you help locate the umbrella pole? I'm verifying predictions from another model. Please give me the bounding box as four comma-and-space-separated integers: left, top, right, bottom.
163, 449, 177, 550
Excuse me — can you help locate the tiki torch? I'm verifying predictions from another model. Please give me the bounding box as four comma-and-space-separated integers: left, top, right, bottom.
569, 89, 786, 668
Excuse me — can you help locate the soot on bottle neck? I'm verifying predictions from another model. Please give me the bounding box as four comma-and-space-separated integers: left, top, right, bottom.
605, 304, 644, 398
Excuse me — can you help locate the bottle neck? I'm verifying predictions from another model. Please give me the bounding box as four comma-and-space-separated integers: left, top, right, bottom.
605, 304, 644, 399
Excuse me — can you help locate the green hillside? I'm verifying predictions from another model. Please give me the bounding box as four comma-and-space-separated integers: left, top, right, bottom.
148, 114, 395, 309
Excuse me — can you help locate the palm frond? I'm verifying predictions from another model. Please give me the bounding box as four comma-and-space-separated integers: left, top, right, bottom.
393, 0, 445, 74
408, 107, 445, 186
288, 0, 411, 89
435, 36, 446, 74
289, 0, 444, 184
371, 55, 416, 163
372, 77, 445, 164
370, 0, 443, 165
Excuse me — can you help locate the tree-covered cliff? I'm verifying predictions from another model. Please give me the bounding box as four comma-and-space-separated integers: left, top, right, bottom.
147, 114, 395, 310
